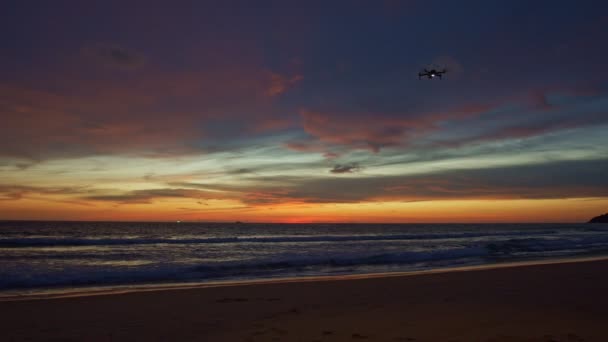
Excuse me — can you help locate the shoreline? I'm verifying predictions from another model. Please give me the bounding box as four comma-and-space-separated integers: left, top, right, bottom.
4, 254, 608, 302
3, 255, 608, 341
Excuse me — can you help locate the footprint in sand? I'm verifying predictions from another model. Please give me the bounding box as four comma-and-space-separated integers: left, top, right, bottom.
217, 297, 249, 303
251, 330, 267, 336
566, 333, 585, 342
352, 333, 369, 339
270, 327, 288, 335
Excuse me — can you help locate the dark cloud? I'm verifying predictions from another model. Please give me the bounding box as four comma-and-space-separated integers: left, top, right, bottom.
227, 168, 256, 175
0, 185, 201, 205
82, 44, 145, 70
296, 101, 504, 154
0, 185, 91, 201
266, 73, 303, 96
322, 158, 608, 202
84, 188, 221, 204
428, 91, 608, 148
2, 3, 606, 163
14, 163, 35, 170
173, 158, 608, 205
0, 64, 298, 160
296, 88, 607, 155
6, 157, 602, 208
330, 163, 361, 174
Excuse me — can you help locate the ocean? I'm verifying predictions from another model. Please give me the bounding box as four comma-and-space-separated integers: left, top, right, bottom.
1, 221, 607, 298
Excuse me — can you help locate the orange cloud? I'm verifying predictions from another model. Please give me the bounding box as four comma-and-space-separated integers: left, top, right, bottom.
266, 73, 303, 97
297, 102, 491, 153
293, 83, 604, 155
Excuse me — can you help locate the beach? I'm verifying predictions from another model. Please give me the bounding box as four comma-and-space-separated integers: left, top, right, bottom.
1, 258, 607, 341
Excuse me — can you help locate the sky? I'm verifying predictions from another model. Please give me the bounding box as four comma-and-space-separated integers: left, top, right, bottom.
1, 1, 607, 222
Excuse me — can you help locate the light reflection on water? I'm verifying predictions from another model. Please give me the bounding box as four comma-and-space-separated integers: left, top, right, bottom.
79, 260, 155, 267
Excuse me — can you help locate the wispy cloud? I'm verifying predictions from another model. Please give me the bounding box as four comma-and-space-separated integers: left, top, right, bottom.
84, 188, 222, 204
166, 158, 608, 205
82, 43, 145, 70
0, 185, 92, 201
330, 163, 361, 174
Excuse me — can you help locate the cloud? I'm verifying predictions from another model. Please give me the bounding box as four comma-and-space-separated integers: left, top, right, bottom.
283, 139, 340, 158
429, 90, 608, 148
302, 158, 608, 203
167, 158, 608, 206
299, 110, 408, 153
295, 86, 607, 155
266, 73, 303, 97
0, 62, 302, 160
330, 163, 361, 174
82, 43, 145, 70
297, 103, 492, 153
84, 188, 221, 204
0, 185, 92, 201
5, 157, 606, 209
227, 168, 256, 175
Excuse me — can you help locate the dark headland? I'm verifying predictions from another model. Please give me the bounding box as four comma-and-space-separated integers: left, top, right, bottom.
589, 213, 608, 223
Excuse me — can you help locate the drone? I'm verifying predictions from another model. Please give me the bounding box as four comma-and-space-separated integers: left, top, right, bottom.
418, 68, 447, 80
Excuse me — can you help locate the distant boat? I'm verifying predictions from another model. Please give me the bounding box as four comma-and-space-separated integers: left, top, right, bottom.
235, 221, 243, 224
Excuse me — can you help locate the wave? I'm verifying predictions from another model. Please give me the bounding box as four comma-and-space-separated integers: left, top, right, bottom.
0, 230, 558, 248
486, 235, 608, 255
0, 246, 485, 291
4, 234, 608, 291
195, 247, 487, 273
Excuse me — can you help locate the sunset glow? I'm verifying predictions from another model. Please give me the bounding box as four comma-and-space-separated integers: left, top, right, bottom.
1, 2, 607, 222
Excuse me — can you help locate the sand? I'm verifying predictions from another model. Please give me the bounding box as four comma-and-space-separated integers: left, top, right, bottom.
1, 258, 608, 341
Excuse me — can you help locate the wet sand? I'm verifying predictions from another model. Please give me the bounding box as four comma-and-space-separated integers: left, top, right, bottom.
1, 258, 607, 341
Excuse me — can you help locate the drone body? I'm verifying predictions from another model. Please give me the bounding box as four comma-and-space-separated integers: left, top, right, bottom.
418, 68, 447, 80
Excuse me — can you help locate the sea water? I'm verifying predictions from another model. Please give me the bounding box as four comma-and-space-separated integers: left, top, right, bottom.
1, 221, 607, 298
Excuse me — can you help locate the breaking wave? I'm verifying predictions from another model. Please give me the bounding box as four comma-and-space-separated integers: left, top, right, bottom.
0, 230, 558, 248
2, 222, 608, 296
0, 247, 485, 290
